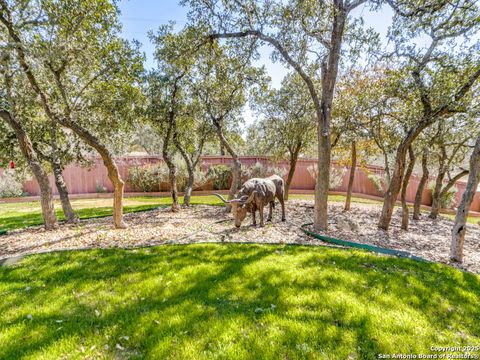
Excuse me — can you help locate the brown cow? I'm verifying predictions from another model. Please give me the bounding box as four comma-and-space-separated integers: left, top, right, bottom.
214, 174, 286, 227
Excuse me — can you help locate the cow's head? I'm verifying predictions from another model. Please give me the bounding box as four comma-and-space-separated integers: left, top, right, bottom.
213, 192, 255, 227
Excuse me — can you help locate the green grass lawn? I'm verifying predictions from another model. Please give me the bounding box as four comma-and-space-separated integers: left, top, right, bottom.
0, 244, 478, 359
0, 195, 225, 232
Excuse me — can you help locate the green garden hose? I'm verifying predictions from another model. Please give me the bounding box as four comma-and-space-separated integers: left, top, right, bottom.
300, 223, 428, 262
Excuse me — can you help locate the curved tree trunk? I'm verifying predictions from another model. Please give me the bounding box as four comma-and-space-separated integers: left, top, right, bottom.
401, 146, 416, 230
0, 111, 58, 230
413, 149, 429, 220
213, 118, 241, 213
344, 141, 357, 211
285, 145, 301, 201
378, 121, 431, 230
49, 122, 78, 224
450, 135, 480, 263
439, 170, 469, 202
430, 171, 469, 220
59, 120, 127, 228
52, 161, 79, 224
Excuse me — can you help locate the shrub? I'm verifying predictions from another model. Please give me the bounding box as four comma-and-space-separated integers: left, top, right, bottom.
307, 165, 346, 190
175, 159, 210, 190
95, 182, 108, 193
127, 165, 161, 192
128, 158, 210, 192
367, 173, 388, 196
243, 161, 287, 179
191, 167, 210, 189
0, 170, 24, 198
207, 164, 231, 190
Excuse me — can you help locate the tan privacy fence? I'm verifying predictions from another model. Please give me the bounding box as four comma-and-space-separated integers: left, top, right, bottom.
16, 155, 480, 212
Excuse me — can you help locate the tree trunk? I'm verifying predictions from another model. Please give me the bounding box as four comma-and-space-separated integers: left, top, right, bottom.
0, 111, 58, 230
429, 151, 447, 219
184, 169, 194, 206
49, 122, 78, 224
285, 145, 301, 201
228, 157, 242, 212
378, 122, 430, 230
164, 155, 180, 212
378, 143, 408, 230
401, 146, 416, 230
344, 141, 357, 211
439, 170, 469, 202
52, 161, 79, 224
383, 151, 391, 185
429, 166, 469, 219
313, 8, 346, 231
163, 127, 180, 212
59, 120, 127, 228
213, 118, 241, 213
450, 135, 480, 263
413, 148, 429, 220
173, 128, 201, 207
314, 119, 331, 231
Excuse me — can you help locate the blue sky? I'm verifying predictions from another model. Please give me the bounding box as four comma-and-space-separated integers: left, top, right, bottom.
118, 0, 394, 126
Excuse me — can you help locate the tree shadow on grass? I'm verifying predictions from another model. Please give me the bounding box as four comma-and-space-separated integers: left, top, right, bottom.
0, 244, 479, 359
301, 249, 480, 341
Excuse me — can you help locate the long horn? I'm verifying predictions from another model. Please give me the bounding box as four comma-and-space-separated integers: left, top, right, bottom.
234, 195, 249, 203
229, 199, 244, 203
213, 193, 229, 203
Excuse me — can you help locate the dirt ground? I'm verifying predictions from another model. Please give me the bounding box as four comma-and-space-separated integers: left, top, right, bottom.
1, 200, 479, 274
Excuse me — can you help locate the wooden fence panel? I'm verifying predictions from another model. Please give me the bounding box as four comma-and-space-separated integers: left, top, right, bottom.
7, 155, 479, 212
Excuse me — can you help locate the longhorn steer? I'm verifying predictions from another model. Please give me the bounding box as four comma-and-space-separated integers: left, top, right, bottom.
214, 174, 286, 227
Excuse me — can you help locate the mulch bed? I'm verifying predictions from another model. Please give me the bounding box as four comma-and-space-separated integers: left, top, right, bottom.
1, 200, 479, 274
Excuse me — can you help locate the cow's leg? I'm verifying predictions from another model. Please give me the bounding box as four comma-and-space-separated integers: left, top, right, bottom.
251, 209, 256, 226
259, 205, 265, 226
267, 202, 273, 222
